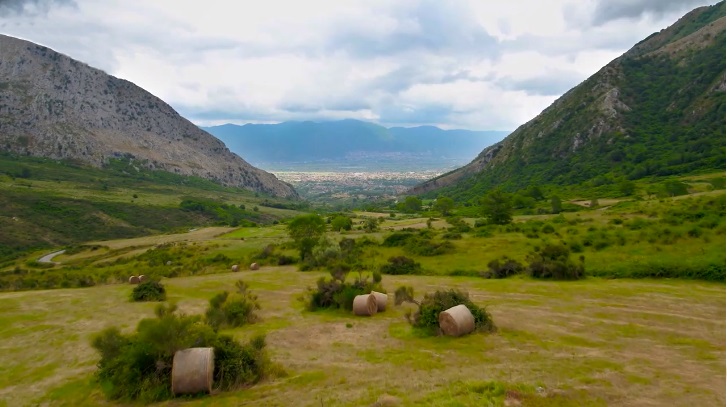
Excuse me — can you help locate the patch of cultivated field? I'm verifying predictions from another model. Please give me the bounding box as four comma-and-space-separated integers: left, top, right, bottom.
0, 268, 723, 406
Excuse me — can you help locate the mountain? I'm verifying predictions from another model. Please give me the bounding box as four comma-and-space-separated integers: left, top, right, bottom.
0, 35, 297, 198
410, 2, 726, 199
202, 120, 509, 164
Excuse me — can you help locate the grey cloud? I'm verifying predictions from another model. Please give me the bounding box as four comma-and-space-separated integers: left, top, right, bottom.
499, 70, 585, 96
590, 0, 712, 25
325, 1, 499, 59
0, 0, 75, 16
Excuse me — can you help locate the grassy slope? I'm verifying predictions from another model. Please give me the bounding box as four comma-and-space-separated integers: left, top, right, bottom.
0, 269, 722, 407
0, 154, 305, 260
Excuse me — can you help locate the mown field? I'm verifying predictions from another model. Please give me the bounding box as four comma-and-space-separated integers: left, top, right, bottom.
0, 164, 724, 406
0, 268, 723, 407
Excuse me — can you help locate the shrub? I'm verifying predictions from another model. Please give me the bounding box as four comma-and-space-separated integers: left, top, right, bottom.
482, 257, 524, 279
380, 256, 422, 275
205, 280, 260, 330
131, 280, 166, 302
381, 231, 414, 247
394, 287, 496, 335
91, 303, 276, 402
526, 243, 585, 280
304, 270, 384, 311
404, 236, 454, 256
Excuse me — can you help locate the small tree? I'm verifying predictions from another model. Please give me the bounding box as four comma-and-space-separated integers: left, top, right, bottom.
363, 217, 379, 232
400, 196, 422, 213
481, 189, 513, 225
433, 196, 455, 216
287, 214, 326, 260
330, 215, 353, 232
618, 180, 636, 196
550, 196, 562, 214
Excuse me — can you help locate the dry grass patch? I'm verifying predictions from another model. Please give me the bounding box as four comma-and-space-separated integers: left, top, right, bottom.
0, 270, 723, 407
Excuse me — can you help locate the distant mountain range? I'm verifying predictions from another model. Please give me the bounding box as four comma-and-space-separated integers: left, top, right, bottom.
202, 120, 509, 165
0, 34, 297, 198
410, 1, 726, 199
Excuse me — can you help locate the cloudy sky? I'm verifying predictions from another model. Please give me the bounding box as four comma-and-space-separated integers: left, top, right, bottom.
0, 0, 718, 130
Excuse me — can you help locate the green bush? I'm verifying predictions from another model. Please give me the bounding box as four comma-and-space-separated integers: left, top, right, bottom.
404, 236, 454, 256
381, 232, 415, 247
380, 256, 422, 275
394, 287, 496, 336
304, 270, 384, 311
205, 281, 260, 330
526, 244, 585, 280
482, 257, 524, 279
91, 303, 276, 402
131, 280, 166, 302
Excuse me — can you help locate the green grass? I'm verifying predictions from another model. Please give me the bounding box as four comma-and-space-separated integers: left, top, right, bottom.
0, 270, 722, 406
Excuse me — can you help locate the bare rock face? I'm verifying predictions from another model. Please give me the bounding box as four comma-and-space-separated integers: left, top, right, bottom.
0, 34, 298, 199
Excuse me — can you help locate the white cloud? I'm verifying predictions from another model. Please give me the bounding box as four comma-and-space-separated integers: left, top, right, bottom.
0, 0, 719, 130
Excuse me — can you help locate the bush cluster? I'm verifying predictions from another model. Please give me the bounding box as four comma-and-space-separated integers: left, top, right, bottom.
379, 256, 422, 275
131, 280, 166, 302
527, 244, 585, 280
305, 269, 384, 311
205, 280, 260, 330
394, 287, 496, 335
91, 303, 276, 402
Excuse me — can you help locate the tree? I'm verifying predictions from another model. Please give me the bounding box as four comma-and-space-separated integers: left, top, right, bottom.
433, 196, 455, 216
330, 215, 353, 232
481, 189, 513, 225
525, 185, 545, 201
287, 214, 326, 260
550, 196, 562, 214
399, 196, 422, 213
618, 180, 636, 196
363, 217, 380, 232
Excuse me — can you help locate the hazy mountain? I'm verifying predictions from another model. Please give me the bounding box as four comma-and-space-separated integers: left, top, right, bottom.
202, 120, 509, 164
0, 34, 297, 198
410, 1, 726, 199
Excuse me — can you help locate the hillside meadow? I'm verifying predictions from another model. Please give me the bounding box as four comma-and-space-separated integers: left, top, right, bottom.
0, 188, 723, 406
0, 269, 724, 407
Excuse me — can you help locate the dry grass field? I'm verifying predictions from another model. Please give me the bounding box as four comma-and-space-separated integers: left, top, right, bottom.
0, 267, 723, 406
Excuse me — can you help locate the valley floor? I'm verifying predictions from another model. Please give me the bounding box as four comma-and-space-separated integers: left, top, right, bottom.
1, 268, 723, 406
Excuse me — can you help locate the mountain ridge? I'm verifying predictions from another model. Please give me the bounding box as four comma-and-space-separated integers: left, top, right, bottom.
0, 34, 298, 198
202, 120, 509, 165
409, 1, 726, 199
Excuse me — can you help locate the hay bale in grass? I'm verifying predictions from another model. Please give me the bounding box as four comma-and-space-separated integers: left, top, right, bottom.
138, 275, 146, 283
231, 264, 239, 272
438, 304, 475, 337
371, 291, 388, 312
352, 294, 377, 316
128, 275, 140, 284
250, 262, 260, 270
172, 347, 215, 395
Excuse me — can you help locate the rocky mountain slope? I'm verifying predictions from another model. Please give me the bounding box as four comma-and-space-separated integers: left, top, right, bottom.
410, 1, 725, 199
203, 120, 508, 164
0, 35, 297, 198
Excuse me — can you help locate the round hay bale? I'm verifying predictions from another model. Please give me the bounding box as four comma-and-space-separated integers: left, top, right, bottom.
250, 262, 260, 270
231, 264, 239, 272
138, 275, 146, 283
438, 304, 475, 337
370, 291, 388, 312
352, 294, 377, 316
128, 275, 140, 284
171, 347, 214, 395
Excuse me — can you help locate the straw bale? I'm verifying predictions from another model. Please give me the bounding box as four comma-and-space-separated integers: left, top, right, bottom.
171, 347, 215, 395
370, 291, 388, 312
352, 294, 377, 316
438, 304, 475, 337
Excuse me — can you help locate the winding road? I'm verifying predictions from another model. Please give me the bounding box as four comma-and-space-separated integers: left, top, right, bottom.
38, 250, 65, 264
